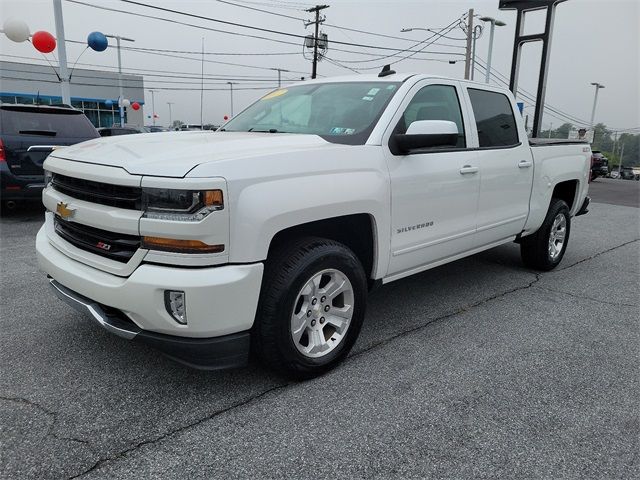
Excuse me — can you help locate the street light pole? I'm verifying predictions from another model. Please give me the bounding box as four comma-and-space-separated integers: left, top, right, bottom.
148, 89, 157, 126
105, 34, 135, 127
480, 17, 507, 84
227, 82, 236, 117
271, 68, 289, 88
589, 82, 605, 129
470, 24, 483, 81
52, 0, 71, 105
167, 102, 174, 128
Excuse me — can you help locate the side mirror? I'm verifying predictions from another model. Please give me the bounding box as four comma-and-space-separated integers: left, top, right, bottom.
393, 120, 459, 154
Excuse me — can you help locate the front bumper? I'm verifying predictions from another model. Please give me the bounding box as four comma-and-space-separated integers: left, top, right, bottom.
37, 225, 264, 366
49, 279, 251, 369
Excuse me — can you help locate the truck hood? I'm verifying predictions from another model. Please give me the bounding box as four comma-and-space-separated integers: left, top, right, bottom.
49, 131, 333, 177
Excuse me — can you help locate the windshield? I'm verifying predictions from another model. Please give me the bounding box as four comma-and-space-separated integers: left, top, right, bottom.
222, 81, 401, 145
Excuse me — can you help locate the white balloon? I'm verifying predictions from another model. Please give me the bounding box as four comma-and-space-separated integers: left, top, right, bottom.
122, 99, 131, 107
3, 18, 30, 43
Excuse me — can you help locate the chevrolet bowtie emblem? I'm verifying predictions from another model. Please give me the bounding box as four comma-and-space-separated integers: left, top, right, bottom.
56, 202, 76, 219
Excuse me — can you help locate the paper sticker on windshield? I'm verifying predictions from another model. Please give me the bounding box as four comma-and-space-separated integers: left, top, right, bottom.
386, 85, 397, 90
362, 96, 374, 101
262, 89, 288, 100
330, 127, 355, 135
367, 88, 380, 96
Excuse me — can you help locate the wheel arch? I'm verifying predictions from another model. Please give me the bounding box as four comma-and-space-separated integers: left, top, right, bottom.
266, 213, 379, 283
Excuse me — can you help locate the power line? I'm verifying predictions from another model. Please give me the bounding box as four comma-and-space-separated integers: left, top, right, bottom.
212, 0, 306, 21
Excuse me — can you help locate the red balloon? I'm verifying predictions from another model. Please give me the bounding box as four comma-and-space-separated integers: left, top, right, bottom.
131, 102, 140, 111
223, 115, 229, 121
32, 31, 56, 53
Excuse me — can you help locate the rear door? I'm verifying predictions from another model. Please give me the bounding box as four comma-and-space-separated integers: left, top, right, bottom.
463, 87, 533, 247
0, 107, 98, 177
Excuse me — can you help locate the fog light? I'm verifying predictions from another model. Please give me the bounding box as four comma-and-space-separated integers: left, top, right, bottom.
164, 290, 187, 324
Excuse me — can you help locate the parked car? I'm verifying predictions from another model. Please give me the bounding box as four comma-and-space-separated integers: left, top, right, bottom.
145, 126, 168, 133
38, 72, 591, 378
620, 167, 637, 180
178, 124, 204, 131
590, 150, 609, 180
97, 126, 147, 136
0, 103, 99, 209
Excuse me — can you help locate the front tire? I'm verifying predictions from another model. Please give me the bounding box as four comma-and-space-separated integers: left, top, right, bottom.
253, 237, 367, 379
520, 199, 571, 271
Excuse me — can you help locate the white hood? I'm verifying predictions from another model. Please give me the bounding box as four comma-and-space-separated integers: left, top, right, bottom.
50, 131, 333, 177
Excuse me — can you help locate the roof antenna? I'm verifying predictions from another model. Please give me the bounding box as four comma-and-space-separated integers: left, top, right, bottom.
378, 64, 396, 78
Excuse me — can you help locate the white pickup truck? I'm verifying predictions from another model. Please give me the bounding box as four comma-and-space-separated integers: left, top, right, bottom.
37, 72, 591, 378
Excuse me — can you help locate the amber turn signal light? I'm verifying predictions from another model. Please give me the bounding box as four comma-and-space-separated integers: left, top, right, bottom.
204, 189, 223, 207
142, 236, 225, 254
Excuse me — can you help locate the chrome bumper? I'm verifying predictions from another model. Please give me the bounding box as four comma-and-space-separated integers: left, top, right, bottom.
49, 278, 140, 340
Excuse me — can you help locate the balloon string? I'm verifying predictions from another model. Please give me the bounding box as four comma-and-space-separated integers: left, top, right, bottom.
30, 39, 62, 81
69, 47, 89, 80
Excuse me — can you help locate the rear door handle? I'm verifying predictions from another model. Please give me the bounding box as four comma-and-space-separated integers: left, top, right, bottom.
518, 160, 533, 168
459, 165, 479, 175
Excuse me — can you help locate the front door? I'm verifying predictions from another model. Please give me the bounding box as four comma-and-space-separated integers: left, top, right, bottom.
383, 81, 480, 279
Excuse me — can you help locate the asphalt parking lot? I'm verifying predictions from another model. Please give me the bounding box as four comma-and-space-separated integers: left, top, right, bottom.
1, 180, 638, 479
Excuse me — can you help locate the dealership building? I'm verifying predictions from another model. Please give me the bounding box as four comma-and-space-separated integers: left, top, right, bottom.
0, 60, 145, 128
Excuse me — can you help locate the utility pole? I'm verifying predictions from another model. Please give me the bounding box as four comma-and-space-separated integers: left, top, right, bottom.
464, 9, 474, 80
548, 122, 553, 138
200, 37, 205, 130
167, 102, 174, 128
470, 25, 482, 81
618, 142, 625, 176
306, 5, 329, 79
105, 34, 135, 127
52, 0, 71, 105
227, 82, 236, 117
148, 89, 157, 126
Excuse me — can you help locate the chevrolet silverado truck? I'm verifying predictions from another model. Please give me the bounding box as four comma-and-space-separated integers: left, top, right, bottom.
37, 72, 591, 378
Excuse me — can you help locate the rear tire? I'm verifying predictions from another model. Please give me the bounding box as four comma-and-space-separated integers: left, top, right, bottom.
520, 199, 571, 271
253, 237, 367, 379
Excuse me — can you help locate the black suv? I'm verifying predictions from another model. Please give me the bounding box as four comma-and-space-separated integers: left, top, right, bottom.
0, 104, 99, 208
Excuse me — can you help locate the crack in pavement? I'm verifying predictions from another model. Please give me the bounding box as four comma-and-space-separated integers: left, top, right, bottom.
67, 383, 290, 479
64, 237, 640, 478
0, 396, 93, 447
533, 285, 639, 308
557, 238, 640, 271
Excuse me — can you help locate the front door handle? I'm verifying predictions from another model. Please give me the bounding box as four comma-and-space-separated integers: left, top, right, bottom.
459, 165, 479, 175
518, 160, 533, 168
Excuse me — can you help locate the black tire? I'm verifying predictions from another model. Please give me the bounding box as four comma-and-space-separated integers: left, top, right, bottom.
520, 198, 571, 271
253, 237, 367, 379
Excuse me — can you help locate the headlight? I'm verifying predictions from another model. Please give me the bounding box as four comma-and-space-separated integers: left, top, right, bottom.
142, 188, 223, 221
44, 170, 53, 187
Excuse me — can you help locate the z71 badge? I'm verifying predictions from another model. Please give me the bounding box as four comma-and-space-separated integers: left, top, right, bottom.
397, 221, 434, 234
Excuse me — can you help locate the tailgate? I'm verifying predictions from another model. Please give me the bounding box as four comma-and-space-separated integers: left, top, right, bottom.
4, 138, 80, 176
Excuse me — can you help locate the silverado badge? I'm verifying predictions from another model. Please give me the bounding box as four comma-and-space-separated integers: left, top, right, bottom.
56, 201, 75, 219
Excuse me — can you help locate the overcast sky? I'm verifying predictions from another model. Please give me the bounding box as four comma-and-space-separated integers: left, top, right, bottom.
1, 0, 638, 131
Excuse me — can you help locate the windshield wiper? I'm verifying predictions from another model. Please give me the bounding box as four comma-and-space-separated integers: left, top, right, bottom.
19, 129, 57, 136
248, 128, 280, 133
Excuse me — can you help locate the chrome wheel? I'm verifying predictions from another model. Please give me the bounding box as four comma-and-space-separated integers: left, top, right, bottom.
548, 213, 567, 260
290, 268, 354, 359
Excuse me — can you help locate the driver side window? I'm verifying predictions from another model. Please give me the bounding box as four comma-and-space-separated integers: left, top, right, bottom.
396, 84, 466, 148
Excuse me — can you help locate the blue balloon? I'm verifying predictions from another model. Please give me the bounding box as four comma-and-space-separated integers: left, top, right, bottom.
105, 99, 113, 106
87, 31, 108, 52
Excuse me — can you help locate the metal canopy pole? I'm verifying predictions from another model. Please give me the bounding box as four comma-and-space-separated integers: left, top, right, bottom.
499, 0, 568, 138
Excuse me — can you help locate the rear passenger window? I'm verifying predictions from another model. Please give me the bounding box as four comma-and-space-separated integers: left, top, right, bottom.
467, 88, 519, 148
